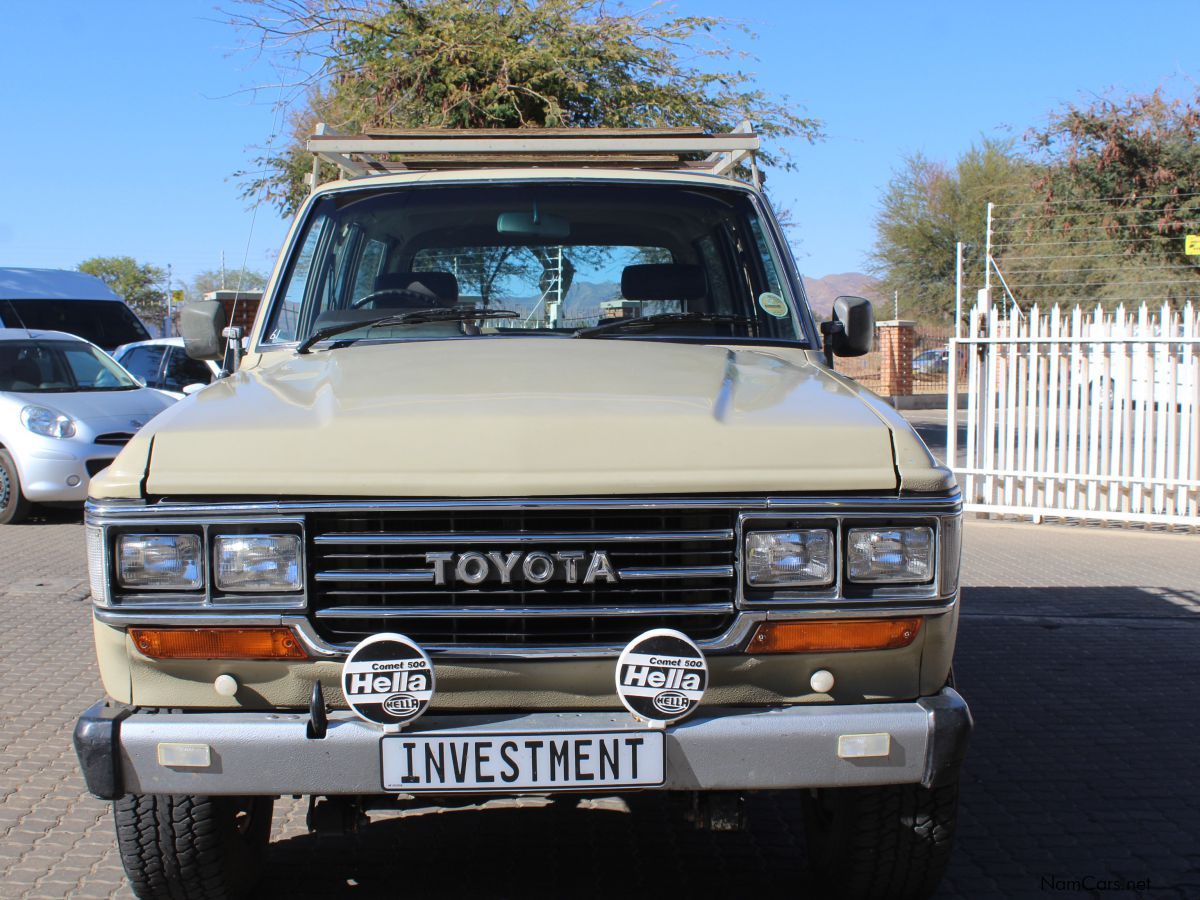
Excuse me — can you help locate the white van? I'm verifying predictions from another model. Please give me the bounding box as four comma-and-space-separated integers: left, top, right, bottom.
0, 268, 151, 352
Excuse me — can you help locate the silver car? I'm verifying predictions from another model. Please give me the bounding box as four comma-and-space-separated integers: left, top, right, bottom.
112, 337, 221, 400
0, 329, 173, 523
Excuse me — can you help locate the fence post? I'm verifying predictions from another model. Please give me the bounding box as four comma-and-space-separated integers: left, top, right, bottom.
877, 320, 915, 399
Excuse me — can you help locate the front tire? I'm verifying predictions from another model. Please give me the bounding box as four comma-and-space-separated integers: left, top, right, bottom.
113, 794, 273, 900
0, 450, 32, 524
801, 779, 960, 900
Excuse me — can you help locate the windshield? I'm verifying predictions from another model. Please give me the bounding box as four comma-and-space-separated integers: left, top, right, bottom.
0, 340, 139, 393
263, 183, 810, 348
0, 299, 150, 351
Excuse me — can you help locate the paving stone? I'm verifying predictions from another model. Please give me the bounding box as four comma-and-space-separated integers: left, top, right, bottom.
1, 512, 1197, 897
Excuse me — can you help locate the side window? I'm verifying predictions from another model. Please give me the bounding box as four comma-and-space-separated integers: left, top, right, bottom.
120, 346, 166, 386
160, 348, 216, 392
745, 213, 799, 338
264, 212, 330, 343
351, 239, 387, 303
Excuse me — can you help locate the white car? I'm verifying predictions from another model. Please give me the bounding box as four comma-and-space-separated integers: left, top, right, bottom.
0, 329, 173, 523
112, 337, 222, 400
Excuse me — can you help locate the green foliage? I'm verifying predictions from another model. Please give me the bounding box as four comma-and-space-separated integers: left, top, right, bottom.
869, 140, 1034, 319
1006, 90, 1200, 306
189, 267, 269, 301
232, 0, 821, 214
77, 256, 167, 326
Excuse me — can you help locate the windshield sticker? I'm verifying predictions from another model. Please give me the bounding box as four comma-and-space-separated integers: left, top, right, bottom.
342, 633, 435, 727
615, 629, 708, 724
758, 292, 790, 318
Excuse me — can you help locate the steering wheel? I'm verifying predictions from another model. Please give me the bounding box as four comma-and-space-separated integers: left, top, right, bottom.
351, 288, 431, 310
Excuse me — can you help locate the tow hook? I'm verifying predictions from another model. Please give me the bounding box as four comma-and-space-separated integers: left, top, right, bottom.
307, 796, 367, 837
686, 791, 746, 832
306, 682, 328, 740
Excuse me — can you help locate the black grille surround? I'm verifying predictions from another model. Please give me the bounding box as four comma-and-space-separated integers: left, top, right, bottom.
306, 508, 738, 648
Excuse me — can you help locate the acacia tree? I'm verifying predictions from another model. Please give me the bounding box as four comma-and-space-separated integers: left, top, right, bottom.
229, 0, 821, 214
1010, 90, 1200, 306
190, 267, 270, 301
77, 256, 167, 327
869, 140, 1035, 319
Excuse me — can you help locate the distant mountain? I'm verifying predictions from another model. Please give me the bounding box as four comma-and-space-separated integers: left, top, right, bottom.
801, 273, 886, 319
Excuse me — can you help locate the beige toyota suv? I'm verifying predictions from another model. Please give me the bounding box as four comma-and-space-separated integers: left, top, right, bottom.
74, 127, 970, 900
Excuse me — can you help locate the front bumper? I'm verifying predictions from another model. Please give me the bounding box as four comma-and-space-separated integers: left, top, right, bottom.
75, 688, 971, 799
14, 442, 117, 502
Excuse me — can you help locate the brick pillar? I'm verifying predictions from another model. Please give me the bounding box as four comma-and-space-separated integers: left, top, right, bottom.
877, 320, 915, 398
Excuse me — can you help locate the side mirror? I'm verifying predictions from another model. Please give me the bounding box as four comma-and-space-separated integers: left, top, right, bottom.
819, 295, 874, 367
180, 301, 225, 361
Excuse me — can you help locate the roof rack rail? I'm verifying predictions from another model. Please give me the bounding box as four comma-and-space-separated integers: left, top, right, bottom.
305, 121, 760, 192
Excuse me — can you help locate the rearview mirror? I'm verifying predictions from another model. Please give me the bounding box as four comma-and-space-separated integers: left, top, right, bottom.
496, 210, 570, 240
180, 301, 225, 361
819, 295, 874, 367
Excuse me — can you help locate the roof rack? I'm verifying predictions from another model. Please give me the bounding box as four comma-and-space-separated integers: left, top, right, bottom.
305, 121, 761, 192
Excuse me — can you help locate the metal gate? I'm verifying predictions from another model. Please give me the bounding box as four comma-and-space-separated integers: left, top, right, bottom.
948, 301, 1200, 526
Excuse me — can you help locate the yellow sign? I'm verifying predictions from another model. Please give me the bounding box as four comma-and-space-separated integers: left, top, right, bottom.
1186, 234, 1200, 256
171, 290, 186, 304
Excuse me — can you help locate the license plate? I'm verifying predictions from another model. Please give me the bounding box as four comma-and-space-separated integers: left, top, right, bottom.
381, 731, 664, 792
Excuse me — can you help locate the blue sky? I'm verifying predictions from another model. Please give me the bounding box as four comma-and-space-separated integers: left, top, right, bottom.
0, 1, 1195, 288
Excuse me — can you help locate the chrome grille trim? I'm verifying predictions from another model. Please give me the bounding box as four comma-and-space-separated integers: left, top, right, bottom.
314, 602, 734, 619
313, 529, 734, 545
313, 564, 734, 582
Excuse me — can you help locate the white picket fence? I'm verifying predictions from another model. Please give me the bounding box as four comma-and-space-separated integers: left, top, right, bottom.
947, 302, 1200, 527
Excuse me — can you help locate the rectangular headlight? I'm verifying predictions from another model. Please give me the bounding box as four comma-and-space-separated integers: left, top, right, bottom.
746, 529, 834, 587
214, 534, 302, 593
117, 534, 203, 590
847, 527, 934, 583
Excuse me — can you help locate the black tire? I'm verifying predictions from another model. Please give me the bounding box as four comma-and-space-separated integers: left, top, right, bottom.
801, 778, 960, 900
113, 794, 273, 900
0, 450, 32, 525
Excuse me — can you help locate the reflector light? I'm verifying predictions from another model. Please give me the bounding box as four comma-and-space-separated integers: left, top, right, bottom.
750, 618, 922, 654
130, 627, 307, 660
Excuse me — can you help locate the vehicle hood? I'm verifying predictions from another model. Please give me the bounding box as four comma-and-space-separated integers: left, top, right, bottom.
114, 339, 947, 498
2, 388, 173, 437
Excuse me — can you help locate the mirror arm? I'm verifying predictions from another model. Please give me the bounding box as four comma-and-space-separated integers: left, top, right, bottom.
220, 326, 243, 377
819, 320, 844, 368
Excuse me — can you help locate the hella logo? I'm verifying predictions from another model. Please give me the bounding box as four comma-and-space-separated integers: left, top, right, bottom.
383, 694, 420, 717
652, 691, 690, 714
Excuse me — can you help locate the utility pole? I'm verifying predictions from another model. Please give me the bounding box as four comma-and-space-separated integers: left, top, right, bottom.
221, 251, 226, 290
165, 263, 173, 338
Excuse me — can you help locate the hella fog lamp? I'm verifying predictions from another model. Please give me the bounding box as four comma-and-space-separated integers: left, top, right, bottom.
214, 534, 302, 593
745, 529, 834, 587
847, 526, 934, 583
117, 534, 203, 590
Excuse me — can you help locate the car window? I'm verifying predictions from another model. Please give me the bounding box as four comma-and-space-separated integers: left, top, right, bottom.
262, 183, 812, 347
264, 213, 331, 343
160, 347, 215, 392
0, 340, 138, 392
119, 346, 166, 386
0, 299, 150, 351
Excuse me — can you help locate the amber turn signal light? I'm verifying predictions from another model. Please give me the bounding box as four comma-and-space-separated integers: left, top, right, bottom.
130, 627, 308, 660
750, 618, 922, 654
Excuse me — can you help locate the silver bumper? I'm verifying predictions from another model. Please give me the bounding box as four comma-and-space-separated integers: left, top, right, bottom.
79, 689, 970, 797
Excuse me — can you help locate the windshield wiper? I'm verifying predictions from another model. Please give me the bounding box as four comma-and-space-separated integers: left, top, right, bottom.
572, 312, 752, 339
297, 308, 519, 354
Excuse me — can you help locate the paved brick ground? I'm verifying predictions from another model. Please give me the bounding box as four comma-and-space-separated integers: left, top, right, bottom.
2, 508, 1198, 898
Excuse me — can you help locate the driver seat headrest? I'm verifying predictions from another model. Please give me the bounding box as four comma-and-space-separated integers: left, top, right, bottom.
373, 271, 460, 308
